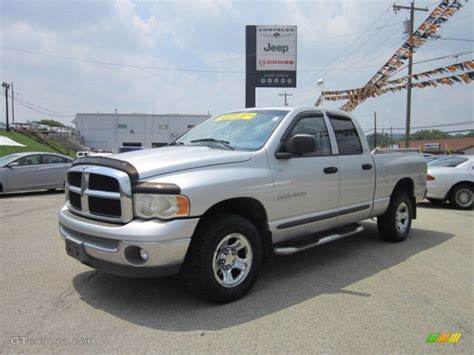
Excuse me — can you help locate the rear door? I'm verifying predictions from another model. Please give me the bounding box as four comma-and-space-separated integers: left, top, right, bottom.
5, 154, 44, 192
41, 155, 71, 188
327, 113, 375, 223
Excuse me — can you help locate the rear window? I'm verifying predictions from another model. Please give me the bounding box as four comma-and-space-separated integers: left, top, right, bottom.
328, 114, 363, 155
428, 156, 468, 167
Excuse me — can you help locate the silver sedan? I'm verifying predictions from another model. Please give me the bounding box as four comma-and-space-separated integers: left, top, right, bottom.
426, 155, 474, 209
0, 152, 73, 194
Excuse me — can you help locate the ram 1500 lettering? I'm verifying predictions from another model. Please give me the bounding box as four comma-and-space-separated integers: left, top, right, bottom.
59, 107, 427, 302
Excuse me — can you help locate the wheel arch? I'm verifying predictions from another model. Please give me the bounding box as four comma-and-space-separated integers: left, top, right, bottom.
447, 180, 474, 200
194, 197, 273, 259
391, 177, 416, 219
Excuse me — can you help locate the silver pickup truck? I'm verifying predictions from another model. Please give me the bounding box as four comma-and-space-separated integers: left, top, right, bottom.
59, 107, 426, 302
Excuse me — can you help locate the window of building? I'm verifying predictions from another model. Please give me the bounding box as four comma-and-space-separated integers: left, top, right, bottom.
158, 124, 168, 130
187, 125, 195, 129
152, 143, 167, 148
328, 114, 363, 155
117, 124, 127, 129
122, 142, 142, 147
288, 115, 331, 156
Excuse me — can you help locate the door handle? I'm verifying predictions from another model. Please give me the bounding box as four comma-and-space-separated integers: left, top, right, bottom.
323, 166, 338, 174
362, 164, 373, 170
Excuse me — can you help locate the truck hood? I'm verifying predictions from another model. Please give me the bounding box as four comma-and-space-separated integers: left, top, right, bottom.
109, 146, 253, 179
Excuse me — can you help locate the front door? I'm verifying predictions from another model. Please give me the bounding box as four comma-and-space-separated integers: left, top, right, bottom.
268, 112, 340, 242
6, 154, 44, 192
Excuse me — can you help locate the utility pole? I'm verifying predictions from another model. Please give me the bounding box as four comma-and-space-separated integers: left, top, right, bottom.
11, 82, 14, 124
390, 126, 393, 148
278, 92, 292, 106
374, 111, 377, 149
393, 2, 428, 148
2, 82, 10, 131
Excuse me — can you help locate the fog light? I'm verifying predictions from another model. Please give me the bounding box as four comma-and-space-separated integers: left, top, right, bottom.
139, 248, 148, 261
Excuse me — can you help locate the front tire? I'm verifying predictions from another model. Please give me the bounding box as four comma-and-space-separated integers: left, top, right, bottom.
378, 192, 413, 242
182, 213, 262, 303
449, 183, 473, 210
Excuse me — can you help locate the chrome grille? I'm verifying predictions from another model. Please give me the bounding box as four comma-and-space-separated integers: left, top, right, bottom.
66, 165, 133, 223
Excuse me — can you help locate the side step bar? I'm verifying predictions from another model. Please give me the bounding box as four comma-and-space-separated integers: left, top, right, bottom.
273, 223, 364, 256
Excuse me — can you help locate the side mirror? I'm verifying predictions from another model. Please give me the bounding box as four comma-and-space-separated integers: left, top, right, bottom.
276, 134, 316, 159
8, 162, 19, 168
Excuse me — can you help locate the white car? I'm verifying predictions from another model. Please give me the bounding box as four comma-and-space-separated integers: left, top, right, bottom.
75, 151, 112, 159
426, 155, 474, 209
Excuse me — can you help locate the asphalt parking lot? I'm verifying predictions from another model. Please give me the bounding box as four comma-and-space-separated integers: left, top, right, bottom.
0, 191, 472, 353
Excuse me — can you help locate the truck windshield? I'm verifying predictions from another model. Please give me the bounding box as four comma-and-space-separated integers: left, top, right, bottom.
173, 110, 289, 151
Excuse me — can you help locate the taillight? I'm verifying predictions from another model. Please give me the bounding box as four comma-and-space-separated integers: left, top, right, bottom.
427, 174, 435, 181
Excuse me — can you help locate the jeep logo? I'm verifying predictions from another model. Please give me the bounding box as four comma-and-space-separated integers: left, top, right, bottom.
263, 43, 289, 53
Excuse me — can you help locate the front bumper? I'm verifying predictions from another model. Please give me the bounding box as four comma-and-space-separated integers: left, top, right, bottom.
58, 206, 199, 278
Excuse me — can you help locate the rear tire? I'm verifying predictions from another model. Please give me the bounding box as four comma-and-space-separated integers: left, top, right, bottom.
182, 213, 262, 303
449, 183, 473, 210
378, 192, 413, 242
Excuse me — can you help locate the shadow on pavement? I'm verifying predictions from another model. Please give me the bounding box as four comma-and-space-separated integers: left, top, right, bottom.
416, 201, 460, 211
73, 222, 453, 331
0, 189, 64, 198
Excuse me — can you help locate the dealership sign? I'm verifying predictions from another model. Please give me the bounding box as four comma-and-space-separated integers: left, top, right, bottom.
245, 25, 297, 107
256, 26, 297, 87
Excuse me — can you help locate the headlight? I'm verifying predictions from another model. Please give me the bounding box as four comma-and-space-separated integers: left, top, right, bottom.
133, 194, 190, 220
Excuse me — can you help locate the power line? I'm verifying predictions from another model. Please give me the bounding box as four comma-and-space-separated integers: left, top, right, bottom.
303, 2, 394, 85
363, 120, 474, 133
0, 44, 407, 74
11, 96, 75, 118
389, 50, 474, 77
328, 14, 399, 70
324, 2, 438, 87
12, 95, 73, 116
327, 23, 403, 85
0, 45, 243, 74
436, 37, 474, 42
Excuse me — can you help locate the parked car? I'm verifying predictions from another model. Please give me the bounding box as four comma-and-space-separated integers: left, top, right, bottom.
59, 107, 426, 302
118, 146, 144, 153
0, 152, 73, 194
75, 151, 113, 159
76, 151, 90, 158
426, 155, 473, 209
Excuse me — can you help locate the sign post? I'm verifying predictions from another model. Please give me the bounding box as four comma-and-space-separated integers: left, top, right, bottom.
245, 25, 297, 108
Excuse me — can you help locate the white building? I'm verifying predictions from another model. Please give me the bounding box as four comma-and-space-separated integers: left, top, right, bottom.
73, 113, 211, 151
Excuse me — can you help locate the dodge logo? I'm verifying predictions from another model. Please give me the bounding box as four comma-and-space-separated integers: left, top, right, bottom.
258, 59, 266, 67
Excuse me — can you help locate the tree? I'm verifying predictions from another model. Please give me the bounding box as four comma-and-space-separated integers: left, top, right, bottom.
35, 119, 65, 127
410, 129, 449, 140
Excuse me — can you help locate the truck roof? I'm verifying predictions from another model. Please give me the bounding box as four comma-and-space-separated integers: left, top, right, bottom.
231, 106, 354, 117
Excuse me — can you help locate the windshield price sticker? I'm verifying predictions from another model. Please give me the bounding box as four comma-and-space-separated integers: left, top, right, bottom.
214, 113, 257, 121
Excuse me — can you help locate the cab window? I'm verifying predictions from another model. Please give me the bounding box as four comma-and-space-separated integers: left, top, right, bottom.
328, 114, 363, 155
288, 115, 332, 156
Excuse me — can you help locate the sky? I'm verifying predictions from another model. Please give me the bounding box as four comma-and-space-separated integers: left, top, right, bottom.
0, 0, 473, 133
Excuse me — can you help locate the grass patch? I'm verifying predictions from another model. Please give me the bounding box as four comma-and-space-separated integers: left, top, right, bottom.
0, 130, 73, 157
